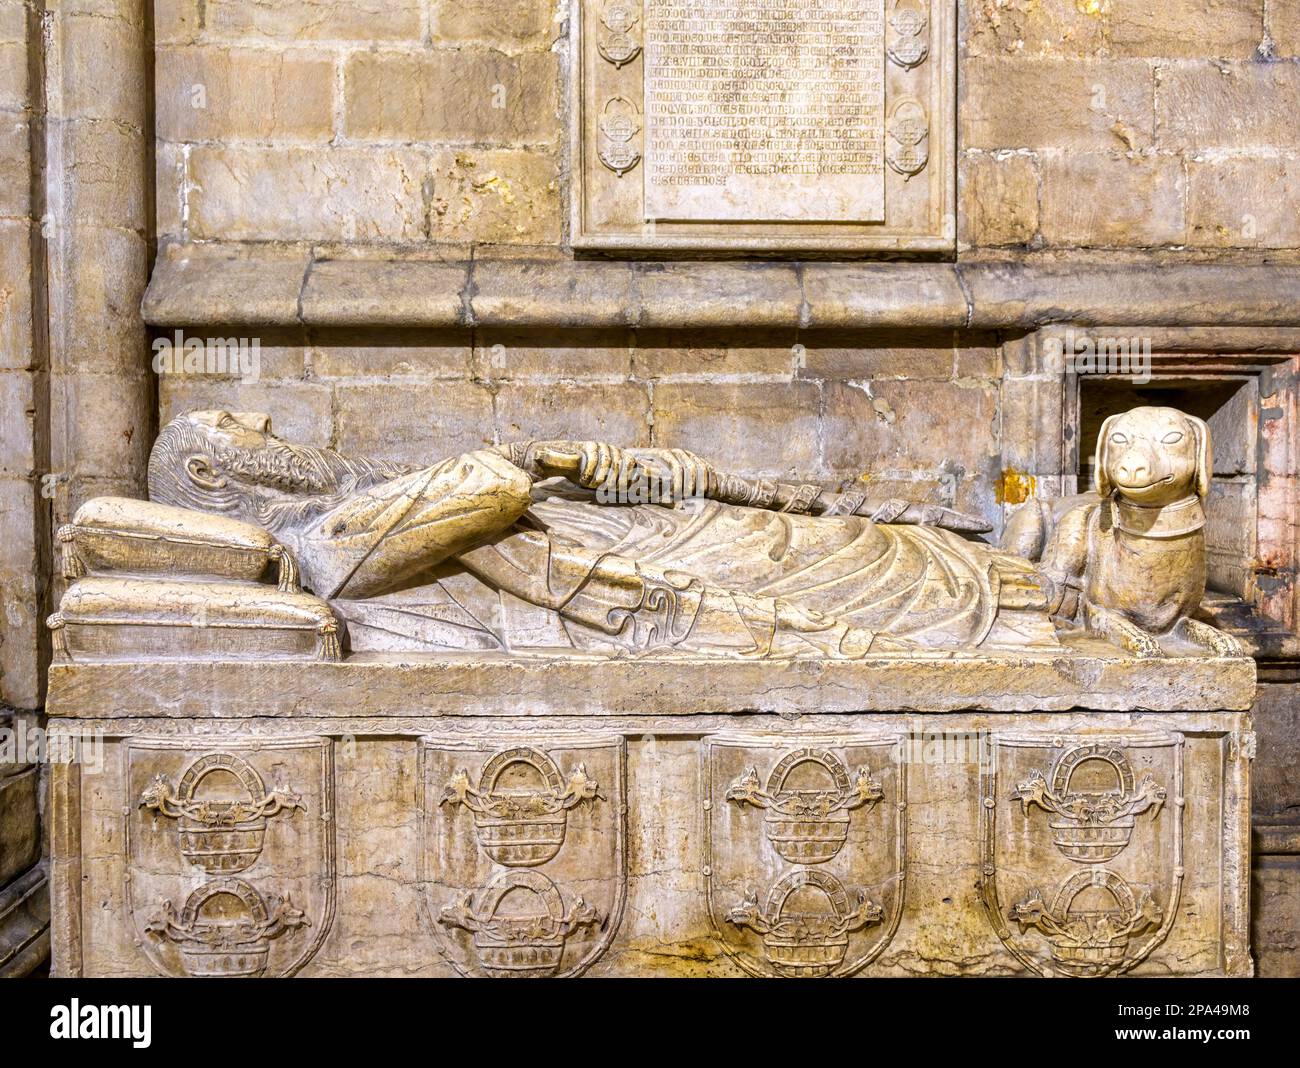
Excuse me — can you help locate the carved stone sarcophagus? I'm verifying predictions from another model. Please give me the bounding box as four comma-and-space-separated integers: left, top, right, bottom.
42, 407, 1256, 977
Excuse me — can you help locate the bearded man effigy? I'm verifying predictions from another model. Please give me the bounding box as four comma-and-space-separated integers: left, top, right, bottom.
142, 410, 1055, 658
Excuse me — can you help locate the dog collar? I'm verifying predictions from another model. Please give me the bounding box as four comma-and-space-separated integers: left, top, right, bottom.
1110, 495, 1206, 538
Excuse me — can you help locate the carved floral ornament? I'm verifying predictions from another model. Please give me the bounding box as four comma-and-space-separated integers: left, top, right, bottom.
727, 870, 883, 979
139, 751, 304, 874
145, 878, 309, 979
726, 748, 884, 864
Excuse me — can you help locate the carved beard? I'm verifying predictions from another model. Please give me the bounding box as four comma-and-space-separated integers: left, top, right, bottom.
210, 438, 412, 534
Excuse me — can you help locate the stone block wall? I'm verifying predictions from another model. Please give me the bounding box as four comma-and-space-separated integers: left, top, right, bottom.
960, 0, 1300, 252
150, 1, 1300, 254
155, 0, 564, 246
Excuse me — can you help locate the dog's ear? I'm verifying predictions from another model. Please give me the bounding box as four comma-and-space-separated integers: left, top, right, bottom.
1094, 413, 1120, 498
1188, 414, 1212, 500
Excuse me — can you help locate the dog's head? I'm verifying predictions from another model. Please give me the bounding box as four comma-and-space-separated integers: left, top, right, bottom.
1095, 406, 1212, 506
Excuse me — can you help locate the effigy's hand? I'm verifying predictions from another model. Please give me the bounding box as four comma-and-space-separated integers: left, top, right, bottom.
627, 448, 716, 502
533, 441, 644, 492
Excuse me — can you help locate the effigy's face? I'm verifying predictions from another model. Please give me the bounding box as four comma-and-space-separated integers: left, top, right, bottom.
186, 409, 277, 453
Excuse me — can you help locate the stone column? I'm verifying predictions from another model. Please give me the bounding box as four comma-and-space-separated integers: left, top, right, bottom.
45, 0, 153, 570
0, 0, 49, 975
1, 0, 153, 975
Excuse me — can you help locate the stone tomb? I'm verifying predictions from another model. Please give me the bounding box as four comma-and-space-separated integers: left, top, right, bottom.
46, 653, 1253, 978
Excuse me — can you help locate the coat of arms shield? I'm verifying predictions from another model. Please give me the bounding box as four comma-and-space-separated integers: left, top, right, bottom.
704, 733, 906, 978
979, 731, 1185, 977
420, 734, 626, 977
126, 736, 336, 977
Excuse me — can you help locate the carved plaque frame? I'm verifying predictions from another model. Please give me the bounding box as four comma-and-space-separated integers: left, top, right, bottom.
570, 0, 956, 255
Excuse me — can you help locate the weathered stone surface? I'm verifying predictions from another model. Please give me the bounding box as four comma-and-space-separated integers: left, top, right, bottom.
430, 0, 558, 47
1039, 151, 1185, 246
470, 259, 635, 328
334, 381, 495, 465
188, 147, 431, 243
635, 263, 803, 330
822, 379, 1001, 486
0, 116, 29, 218
960, 151, 1040, 247
156, 47, 335, 141
496, 380, 649, 446
801, 265, 971, 331
300, 258, 468, 327
1157, 61, 1300, 151
0, 368, 35, 475
204, 0, 423, 41
312, 329, 471, 381
1253, 856, 1300, 977
651, 380, 822, 479
1108, 0, 1263, 58
141, 252, 1300, 331
0, 219, 33, 370
427, 148, 561, 245
1188, 155, 1300, 249
962, 57, 1155, 151
0, 864, 49, 977
142, 243, 309, 326
345, 49, 559, 144
0, 764, 39, 887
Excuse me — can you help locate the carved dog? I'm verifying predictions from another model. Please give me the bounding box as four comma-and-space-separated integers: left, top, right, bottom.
1005, 406, 1243, 659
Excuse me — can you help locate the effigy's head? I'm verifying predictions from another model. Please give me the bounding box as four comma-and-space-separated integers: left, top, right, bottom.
1094, 406, 1211, 507
147, 410, 348, 517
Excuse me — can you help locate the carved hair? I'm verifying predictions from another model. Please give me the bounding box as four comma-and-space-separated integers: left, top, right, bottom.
148, 414, 246, 514
148, 413, 418, 531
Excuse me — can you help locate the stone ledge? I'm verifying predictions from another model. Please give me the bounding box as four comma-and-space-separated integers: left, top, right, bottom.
141, 244, 1300, 332
46, 651, 1257, 717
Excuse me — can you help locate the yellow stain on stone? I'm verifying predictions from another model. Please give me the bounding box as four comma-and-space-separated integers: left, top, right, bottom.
996, 467, 1037, 505
477, 174, 516, 205
1075, 0, 1108, 16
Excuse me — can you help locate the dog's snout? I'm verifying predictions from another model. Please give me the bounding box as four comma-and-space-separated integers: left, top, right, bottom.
1116, 456, 1150, 484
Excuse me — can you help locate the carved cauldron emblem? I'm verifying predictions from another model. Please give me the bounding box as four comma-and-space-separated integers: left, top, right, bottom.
598, 96, 641, 177
145, 878, 309, 978
725, 748, 883, 864
1011, 869, 1163, 978
127, 738, 335, 978
139, 751, 304, 873
887, 98, 930, 178
440, 746, 599, 867
706, 735, 905, 978
423, 736, 626, 978
1012, 743, 1166, 863
728, 870, 882, 978
439, 870, 601, 978
888, 0, 930, 69
597, 0, 642, 67
980, 733, 1183, 977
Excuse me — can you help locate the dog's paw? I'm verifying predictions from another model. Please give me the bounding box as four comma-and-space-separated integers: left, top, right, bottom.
1124, 632, 1165, 659
1178, 618, 1246, 658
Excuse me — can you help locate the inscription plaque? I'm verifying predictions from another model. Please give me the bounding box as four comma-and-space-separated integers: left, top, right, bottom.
573, 0, 955, 253
643, 0, 886, 223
